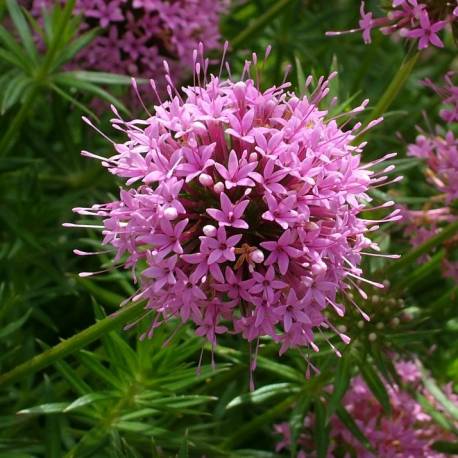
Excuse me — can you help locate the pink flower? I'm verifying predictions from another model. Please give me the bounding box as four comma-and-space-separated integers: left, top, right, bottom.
27, 0, 226, 88
261, 229, 303, 275
442, 259, 458, 282
214, 150, 262, 189
406, 11, 447, 49
359, 1, 375, 44
327, 0, 456, 50
424, 73, 458, 124
72, 47, 399, 361
248, 266, 288, 304
262, 193, 298, 230
207, 193, 250, 229
148, 218, 188, 258
275, 360, 458, 457
143, 255, 179, 292
200, 226, 242, 265
176, 144, 216, 182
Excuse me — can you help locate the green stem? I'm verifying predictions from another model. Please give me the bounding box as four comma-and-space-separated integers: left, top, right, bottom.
392, 249, 444, 292
383, 220, 458, 278
369, 49, 419, 121
221, 395, 297, 449
0, 301, 144, 387
430, 286, 458, 311
357, 49, 419, 142
230, 0, 294, 50
0, 88, 37, 154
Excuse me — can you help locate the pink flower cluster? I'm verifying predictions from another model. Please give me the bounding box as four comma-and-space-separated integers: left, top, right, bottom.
408, 131, 458, 204
403, 73, 458, 280
425, 72, 458, 125
29, 0, 225, 79
73, 48, 400, 363
327, 0, 457, 49
274, 361, 458, 457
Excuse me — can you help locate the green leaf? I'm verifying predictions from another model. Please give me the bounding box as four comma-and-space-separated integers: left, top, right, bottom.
431, 441, 458, 454
230, 0, 294, 50
177, 431, 189, 458
383, 220, 458, 277
313, 400, 329, 458
417, 393, 457, 432
0, 26, 31, 71
1, 73, 32, 114
144, 395, 217, 410
0, 301, 144, 387
5, 0, 37, 62
289, 395, 310, 458
51, 358, 92, 396
326, 352, 352, 420
294, 54, 306, 96
336, 405, 374, 452
64, 71, 138, 85
49, 83, 98, 119
53, 28, 99, 69
328, 54, 339, 100
18, 393, 112, 415
358, 361, 391, 415
422, 371, 458, 421
53, 73, 130, 114
222, 395, 296, 449
63, 392, 114, 412
77, 350, 124, 389
18, 403, 69, 415
227, 383, 299, 409
0, 309, 32, 339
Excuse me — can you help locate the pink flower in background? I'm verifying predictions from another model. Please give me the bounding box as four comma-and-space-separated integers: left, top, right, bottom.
27, 0, 226, 83
408, 130, 458, 204
72, 47, 400, 364
327, 0, 456, 49
442, 258, 458, 282
402, 74, 458, 281
274, 361, 458, 457
424, 73, 458, 124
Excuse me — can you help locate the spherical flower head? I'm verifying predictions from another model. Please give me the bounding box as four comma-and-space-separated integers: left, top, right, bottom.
73, 48, 400, 362
27, 0, 226, 83
274, 360, 458, 457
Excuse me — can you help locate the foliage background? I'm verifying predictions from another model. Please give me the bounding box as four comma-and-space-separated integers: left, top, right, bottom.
0, 0, 457, 456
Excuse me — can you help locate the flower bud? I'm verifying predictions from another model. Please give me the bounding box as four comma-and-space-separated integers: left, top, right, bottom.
250, 249, 264, 264
311, 260, 327, 276
199, 173, 213, 187
164, 207, 178, 220
203, 225, 217, 237
249, 152, 258, 162
391, 317, 400, 327
213, 182, 224, 194
368, 332, 377, 342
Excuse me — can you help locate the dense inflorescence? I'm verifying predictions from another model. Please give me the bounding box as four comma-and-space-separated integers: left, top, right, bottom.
71, 48, 400, 367
28, 0, 225, 79
403, 73, 458, 280
327, 0, 458, 49
274, 361, 458, 457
